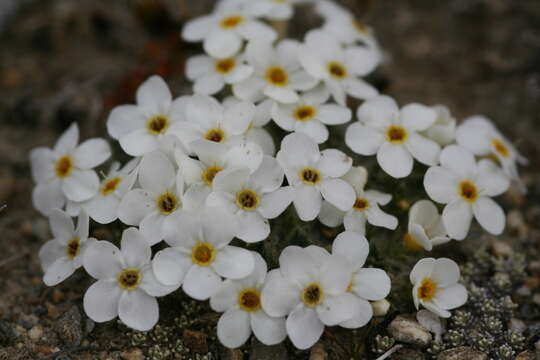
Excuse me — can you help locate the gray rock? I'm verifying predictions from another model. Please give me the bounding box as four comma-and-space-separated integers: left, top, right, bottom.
250, 338, 288, 360
54, 306, 83, 346
394, 348, 425, 360
516, 350, 536, 360
388, 315, 432, 347
437, 346, 488, 360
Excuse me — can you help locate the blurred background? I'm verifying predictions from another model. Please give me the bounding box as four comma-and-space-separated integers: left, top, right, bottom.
0, 0, 539, 359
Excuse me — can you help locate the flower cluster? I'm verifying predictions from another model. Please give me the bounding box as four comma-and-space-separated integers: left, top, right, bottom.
29, 0, 527, 352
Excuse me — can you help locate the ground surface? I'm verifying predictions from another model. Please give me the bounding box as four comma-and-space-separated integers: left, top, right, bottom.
0, 0, 539, 359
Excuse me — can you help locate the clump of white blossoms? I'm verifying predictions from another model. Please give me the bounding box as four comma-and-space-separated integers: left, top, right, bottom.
28, 0, 528, 353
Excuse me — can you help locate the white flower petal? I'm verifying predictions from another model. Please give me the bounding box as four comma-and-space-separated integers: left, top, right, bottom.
279, 246, 318, 287
183, 265, 222, 300
43, 257, 75, 286
225, 140, 264, 174
140, 212, 166, 246
213, 245, 255, 279
344, 46, 379, 75
442, 200, 473, 240
224, 64, 254, 83
332, 231, 369, 269
317, 149, 352, 178
236, 212, 270, 243
139, 152, 175, 194
295, 119, 329, 144
345, 123, 384, 155
237, 20, 277, 43
118, 189, 155, 226
32, 180, 65, 216
320, 178, 355, 211
277, 132, 320, 169
473, 196, 505, 235
251, 310, 287, 346
204, 30, 242, 58
74, 138, 111, 169
410, 258, 436, 284
352, 268, 391, 301
152, 248, 191, 286
401, 104, 437, 131
140, 265, 178, 297
406, 133, 441, 166
121, 228, 151, 268
30, 147, 54, 183
202, 207, 238, 248
223, 100, 256, 135
83, 241, 123, 280
317, 104, 352, 125
439, 145, 477, 179
430, 258, 460, 287
377, 143, 413, 178
194, 74, 225, 95
186, 55, 213, 80
39, 240, 66, 271
343, 210, 367, 234
365, 203, 398, 230
62, 169, 99, 202
232, 76, 266, 102
182, 15, 214, 41
343, 78, 378, 100
118, 290, 159, 331
54, 123, 79, 156
318, 201, 344, 227
106, 105, 146, 140
434, 284, 468, 310
259, 186, 293, 219
261, 269, 300, 317
119, 129, 159, 156
475, 165, 510, 197
286, 304, 324, 350
339, 297, 373, 329
210, 280, 243, 312
356, 95, 398, 130
84, 194, 120, 224
49, 208, 74, 242
217, 309, 251, 348
293, 185, 322, 221
136, 76, 172, 114
83, 280, 121, 322
319, 254, 352, 295
423, 166, 460, 204
422, 300, 451, 318
250, 155, 284, 192
317, 293, 360, 326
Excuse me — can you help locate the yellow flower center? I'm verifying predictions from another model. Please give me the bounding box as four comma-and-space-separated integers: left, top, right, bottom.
417, 278, 437, 301
55, 156, 74, 178
491, 138, 510, 158
352, 20, 368, 33
201, 165, 224, 185
353, 197, 370, 211
156, 192, 179, 215
117, 269, 142, 290
65, 238, 80, 259
403, 233, 423, 251
236, 189, 260, 211
220, 15, 244, 29
237, 288, 262, 312
204, 128, 225, 143
299, 168, 321, 185
346, 279, 354, 293
294, 105, 317, 122
302, 283, 324, 307
327, 61, 348, 79
458, 180, 478, 203
146, 115, 170, 135
265, 66, 289, 87
385, 125, 408, 144
191, 242, 215, 266
215, 58, 236, 74
100, 177, 122, 196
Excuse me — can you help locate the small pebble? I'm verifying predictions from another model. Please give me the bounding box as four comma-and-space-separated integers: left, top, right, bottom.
28, 325, 43, 342
388, 315, 432, 347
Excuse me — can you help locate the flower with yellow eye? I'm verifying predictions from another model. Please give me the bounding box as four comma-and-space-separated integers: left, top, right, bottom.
107, 76, 189, 157
456, 115, 528, 192
186, 53, 253, 95
83, 228, 176, 331
30, 122, 111, 215
271, 86, 352, 144
39, 209, 95, 286
210, 252, 286, 348
424, 145, 510, 240
298, 30, 379, 106
346, 95, 442, 178
152, 208, 254, 300
118, 152, 192, 246
404, 200, 450, 251
318, 166, 397, 235
233, 40, 318, 104
77, 159, 139, 224
182, 0, 276, 58
261, 246, 358, 350
175, 95, 257, 153
246, 0, 309, 21
276, 133, 355, 221
410, 258, 467, 318
206, 156, 293, 243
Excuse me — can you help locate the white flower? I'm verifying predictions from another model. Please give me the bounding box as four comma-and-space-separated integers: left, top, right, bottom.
233, 40, 318, 104
424, 145, 510, 240
79, 159, 139, 224
261, 246, 358, 349
271, 86, 351, 144
207, 156, 293, 243
245, 0, 309, 20
39, 209, 94, 286
346, 95, 441, 178
176, 139, 264, 203
152, 208, 255, 300
314, 0, 353, 20
423, 105, 456, 146
410, 257, 467, 318
276, 133, 355, 221
331, 231, 391, 328
298, 30, 379, 105
83, 228, 176, 331
182, 0, 277, 58
223, 96, 276, 155
107, 76, 188, 157
416, 309, 445, 342
118, 151, 189, 245
210, 252, 286, 348
30, 123, 111, 215
404, 200, 450, 251
319, 166, 397, 235
186, 53, 253, 95
456, 115, 527, 191
175, 95, 256, 152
